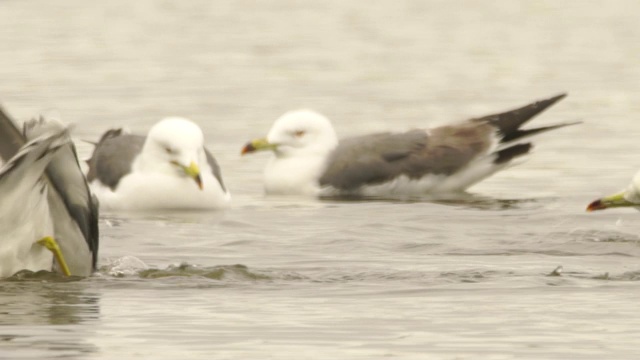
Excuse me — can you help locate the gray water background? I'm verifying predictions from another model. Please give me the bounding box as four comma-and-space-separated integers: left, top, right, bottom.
1, 1, 640, 359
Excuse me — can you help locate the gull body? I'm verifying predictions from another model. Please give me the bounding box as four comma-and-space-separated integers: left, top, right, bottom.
87, 117, 230, 210
0, 110, 99, 278
243, 94, 577, 197
0, 132, 65, 277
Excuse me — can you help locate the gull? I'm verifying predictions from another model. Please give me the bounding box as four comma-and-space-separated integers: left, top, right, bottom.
241, 94, 577, 197
0, 109, 99, 278
86, 117, 230, 210
587, 170, 640, 212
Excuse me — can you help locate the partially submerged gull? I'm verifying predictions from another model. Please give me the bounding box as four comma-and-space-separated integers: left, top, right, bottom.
0, 109, 99, 277
242, 94, 577, 197
86, 117, 230, 210
587, 170, 640, 212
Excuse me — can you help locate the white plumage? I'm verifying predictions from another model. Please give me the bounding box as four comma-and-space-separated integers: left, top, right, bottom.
88, 117, 231, 210
242, 95, 575, 198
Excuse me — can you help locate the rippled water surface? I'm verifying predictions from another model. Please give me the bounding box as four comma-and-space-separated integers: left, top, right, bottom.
1, 1, 640, 359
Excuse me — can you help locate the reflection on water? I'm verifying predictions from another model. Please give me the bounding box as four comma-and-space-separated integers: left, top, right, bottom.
0, 279, 100, 326
321, 192, 556, 212
0, 280, 100, 357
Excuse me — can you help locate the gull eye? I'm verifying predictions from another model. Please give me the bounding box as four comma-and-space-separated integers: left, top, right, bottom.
165, 146, 176, 154
294, 130, 305, 138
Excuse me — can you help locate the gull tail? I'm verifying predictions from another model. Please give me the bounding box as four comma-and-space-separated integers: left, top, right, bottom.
469, 93, 580, 165
500, 120, 581, 143
473, 93, 575, 142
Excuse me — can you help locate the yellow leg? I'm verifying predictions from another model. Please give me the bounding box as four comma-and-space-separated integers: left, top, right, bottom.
37, 236, 71, 276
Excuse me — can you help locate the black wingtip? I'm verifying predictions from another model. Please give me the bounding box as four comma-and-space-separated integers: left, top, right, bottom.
535, 93, 567, 112
494, 143, 533, 164
547, 93, 568, 103
501, 120, 580, 143
473, 93, 569, 140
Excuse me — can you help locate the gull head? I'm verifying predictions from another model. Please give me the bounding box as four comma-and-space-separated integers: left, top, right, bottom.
587, 171, 640, 212
142, 117, 206, 190
242, 110, 338, 158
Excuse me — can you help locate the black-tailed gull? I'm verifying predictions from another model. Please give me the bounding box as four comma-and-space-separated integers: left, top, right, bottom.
241, 94, 577, 196
0, 109, 99, 277
587, 170, 640, 212
86, 117, 230, 210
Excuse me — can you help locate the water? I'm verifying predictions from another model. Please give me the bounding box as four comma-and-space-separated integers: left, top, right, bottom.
1, 1, 640, 358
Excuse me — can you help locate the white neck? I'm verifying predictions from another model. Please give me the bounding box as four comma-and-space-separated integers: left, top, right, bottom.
264, 152, 329, 195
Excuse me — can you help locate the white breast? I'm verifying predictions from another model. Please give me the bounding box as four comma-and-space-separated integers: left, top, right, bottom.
264, 156, 326, 195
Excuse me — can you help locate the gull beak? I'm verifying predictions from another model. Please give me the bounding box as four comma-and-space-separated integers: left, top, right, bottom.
586, 192, 633, 212
173, 161, 203, 190
241, 137, 278, 155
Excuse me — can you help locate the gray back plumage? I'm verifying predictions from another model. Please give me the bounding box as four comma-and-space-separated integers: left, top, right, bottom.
319, 123, 493, 191
87, 128, 227, 191
319, 93, 573, 192
86, 130, 145, 190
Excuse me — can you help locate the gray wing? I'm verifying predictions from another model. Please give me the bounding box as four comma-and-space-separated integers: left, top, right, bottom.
23, 117, 99, 275
86, 130, 145, 190
204, 148, 227, 192
319, 93, 574, 192
0, 105, 25, 162
318, 124, 495, 191
0, 108, 98, 276
87, 130, 227, 192
0, 123, 69, 189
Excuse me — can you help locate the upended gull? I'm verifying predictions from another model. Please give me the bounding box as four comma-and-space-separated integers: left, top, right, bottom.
587, 170, 640, 212
86, 117, 230, 210
0, 109, 99, 278
241, 94, 577, 197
